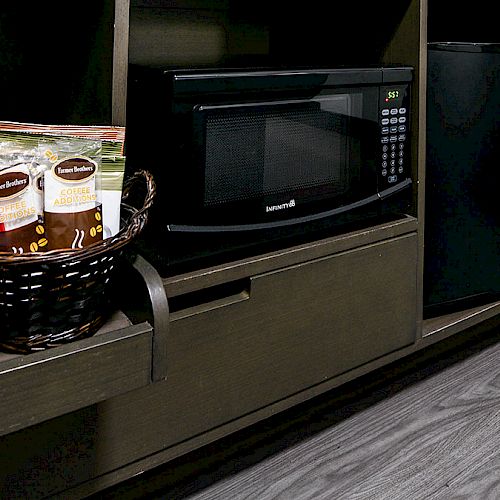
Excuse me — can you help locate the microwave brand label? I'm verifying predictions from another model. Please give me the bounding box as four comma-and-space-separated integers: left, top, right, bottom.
266, 199, 296, 213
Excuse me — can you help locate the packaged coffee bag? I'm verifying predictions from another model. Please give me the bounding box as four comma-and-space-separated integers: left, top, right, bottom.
39, 137, 103, 250
0, 143, 47, 253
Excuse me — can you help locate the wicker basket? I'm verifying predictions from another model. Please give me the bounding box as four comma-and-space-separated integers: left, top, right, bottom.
0, 169, 156, 354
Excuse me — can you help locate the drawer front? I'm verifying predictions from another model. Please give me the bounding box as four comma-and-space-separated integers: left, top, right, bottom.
164, 234, 417, 432
90, 234, 418, 474
249, 234, 418, 384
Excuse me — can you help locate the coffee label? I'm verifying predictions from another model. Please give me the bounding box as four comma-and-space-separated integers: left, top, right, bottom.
52, 157, 97, 182
45, 157, 98, 213
0, 170, 30, 199
0, 164, 38, 233
0, 219, 48, 254
43, 205, 103, 250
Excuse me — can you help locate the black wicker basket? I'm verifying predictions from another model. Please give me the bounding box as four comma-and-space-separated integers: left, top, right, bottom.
0, 169, 155, 354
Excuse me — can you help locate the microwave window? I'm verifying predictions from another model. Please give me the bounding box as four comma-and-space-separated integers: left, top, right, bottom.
202, 95, 356, 207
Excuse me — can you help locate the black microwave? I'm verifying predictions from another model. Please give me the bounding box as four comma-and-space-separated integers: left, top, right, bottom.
126, 66, 413, 270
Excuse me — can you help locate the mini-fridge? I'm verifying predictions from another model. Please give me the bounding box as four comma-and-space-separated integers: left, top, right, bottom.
424, 42, 500, 317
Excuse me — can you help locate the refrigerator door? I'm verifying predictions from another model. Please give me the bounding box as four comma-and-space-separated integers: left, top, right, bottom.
424, 42, 500, 317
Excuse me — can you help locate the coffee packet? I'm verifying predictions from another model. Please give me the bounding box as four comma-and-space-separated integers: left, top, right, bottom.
39, 137, 103, 250
101, 155, 126, 238
0, 143, 47, 253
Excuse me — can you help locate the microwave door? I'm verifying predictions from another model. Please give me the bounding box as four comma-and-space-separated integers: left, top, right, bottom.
170, 95, 381, 232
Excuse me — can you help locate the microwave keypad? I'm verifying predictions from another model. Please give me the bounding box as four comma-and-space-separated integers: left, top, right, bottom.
380, 106, 408, 185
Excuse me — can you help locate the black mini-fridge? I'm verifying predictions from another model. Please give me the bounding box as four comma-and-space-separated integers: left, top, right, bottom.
425, 42, 500, 317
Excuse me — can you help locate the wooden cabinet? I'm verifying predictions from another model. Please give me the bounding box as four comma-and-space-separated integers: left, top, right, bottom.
0, 1, 498, 498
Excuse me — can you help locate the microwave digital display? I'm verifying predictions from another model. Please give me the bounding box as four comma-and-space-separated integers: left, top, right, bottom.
385, 89, 400, 101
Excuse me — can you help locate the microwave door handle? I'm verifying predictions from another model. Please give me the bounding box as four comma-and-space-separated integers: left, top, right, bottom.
168, 193, 380, 233
168, 179, 413, 233
378, 178, 412, 199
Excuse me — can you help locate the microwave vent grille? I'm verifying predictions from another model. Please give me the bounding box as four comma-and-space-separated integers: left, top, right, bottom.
203, 105, 350, 206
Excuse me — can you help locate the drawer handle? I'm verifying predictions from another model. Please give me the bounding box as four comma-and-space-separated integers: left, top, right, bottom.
169, 278, 250, 320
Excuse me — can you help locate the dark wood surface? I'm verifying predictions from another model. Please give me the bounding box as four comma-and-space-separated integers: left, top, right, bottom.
0, 321, 152, 436
93, 320, 500, 500
423, 300, 500, 339
163, 217, 418, 297
112, 0, 131, 125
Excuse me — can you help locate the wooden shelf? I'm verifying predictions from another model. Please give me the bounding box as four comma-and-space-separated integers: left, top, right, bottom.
164, 216, 418, 297
0, 310, 133, 365
0, 254, 170, 437
423, 300, 500, 342
0, 319, 152, 437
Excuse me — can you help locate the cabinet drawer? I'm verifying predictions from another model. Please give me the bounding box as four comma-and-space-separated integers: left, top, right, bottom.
163, 233, 418, 440
0, 315, 152, 436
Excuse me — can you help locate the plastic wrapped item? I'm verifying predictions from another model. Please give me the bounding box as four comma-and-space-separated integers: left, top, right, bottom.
0, 120, 126, 240
38, 137, 103, 250
0, 141, 47, 253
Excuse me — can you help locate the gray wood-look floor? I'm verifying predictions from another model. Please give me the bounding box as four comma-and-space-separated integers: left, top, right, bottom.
97, 323, 500, 500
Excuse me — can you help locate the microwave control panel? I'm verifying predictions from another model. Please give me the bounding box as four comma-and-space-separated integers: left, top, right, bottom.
379, 84, 411, 189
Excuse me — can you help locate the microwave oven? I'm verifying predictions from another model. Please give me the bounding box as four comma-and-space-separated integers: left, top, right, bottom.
126, 66, 413, 271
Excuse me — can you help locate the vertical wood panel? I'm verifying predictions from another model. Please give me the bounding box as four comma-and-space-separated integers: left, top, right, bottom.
113, 0, 131, 125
